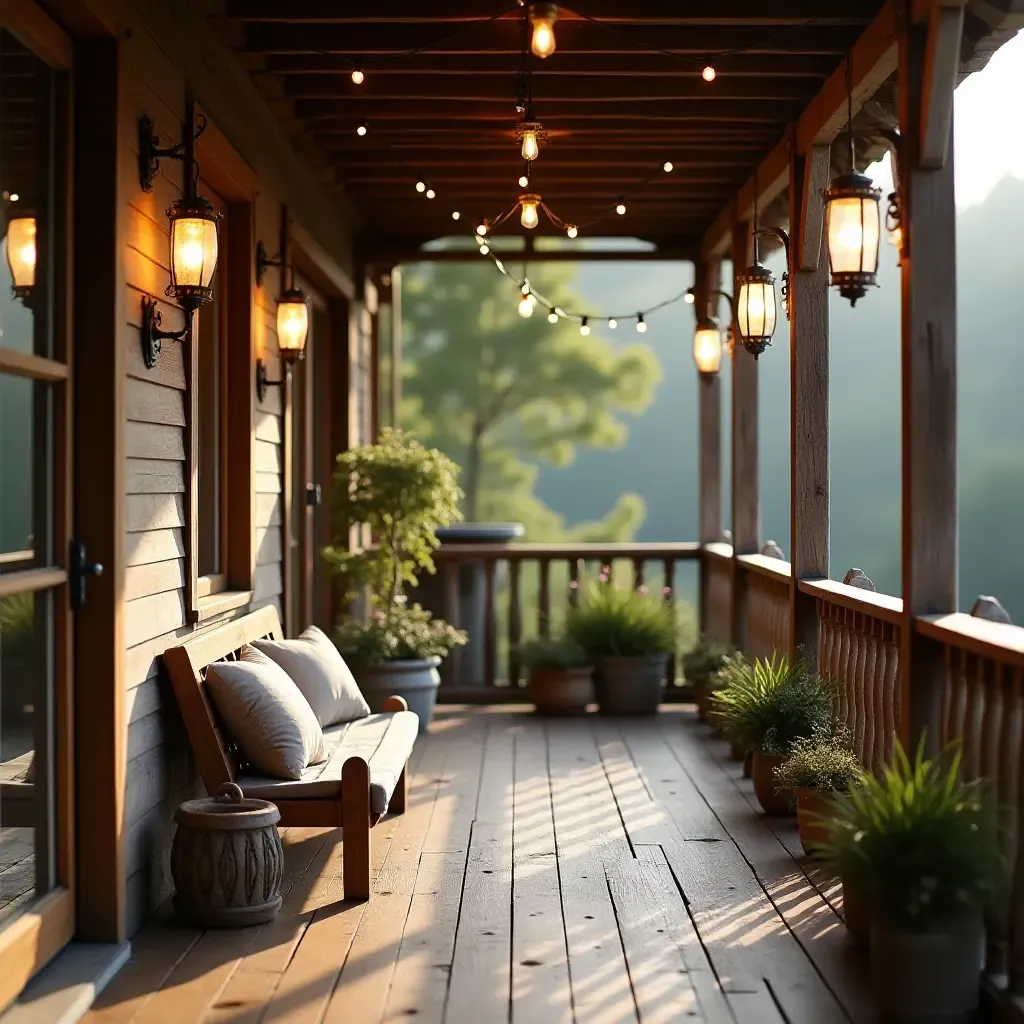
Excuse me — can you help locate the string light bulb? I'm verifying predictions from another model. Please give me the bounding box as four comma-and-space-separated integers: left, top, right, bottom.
566, 224, 578, 239
476, 222, 488, 236
426, 188, 436, 199
519, 174, 529, 188
579, 316, 590, 336
529, 3, 558, 58
615, 201, 627, 215
519, 193, 541, 230
356, 122, 368, 136
415, 180, 426, 193
684, 288, 695, 304
518, 293, 536, 318
636, 313, 647, 333
351, 69, 365, 85
663, 161, 674, 173
452, 211, 461, 221
548, 308, 559, 324
608, 318, 617, 329
703, 65, 716, 82
479, 243, 490, 255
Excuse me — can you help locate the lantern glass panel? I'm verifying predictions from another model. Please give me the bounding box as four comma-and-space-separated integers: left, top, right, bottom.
277, 296, 309, 355
827, 194, 880, 275
737, 279, 776, 341
6, 216, 36, 291
171, 214, 219, 291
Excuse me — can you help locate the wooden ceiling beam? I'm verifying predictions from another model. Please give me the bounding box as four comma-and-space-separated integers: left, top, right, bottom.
227, 0, 873, 24
329, 156, 759, 169
282, 73, 816, 102
243, 22, 864, 55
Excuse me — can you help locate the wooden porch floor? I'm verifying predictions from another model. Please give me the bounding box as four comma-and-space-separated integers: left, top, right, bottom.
84, 706, 872, 1024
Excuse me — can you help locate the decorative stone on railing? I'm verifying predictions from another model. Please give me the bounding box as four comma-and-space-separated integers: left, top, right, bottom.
721, 529, 732, 544
761, 540, 785, 560
843, 568, 876, 591
969, 595, 1012, 624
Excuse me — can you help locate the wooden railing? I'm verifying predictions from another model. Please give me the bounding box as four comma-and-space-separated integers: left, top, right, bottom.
737, 553, 792, 659
425, 542, 701, 701
702, 543, 734, 643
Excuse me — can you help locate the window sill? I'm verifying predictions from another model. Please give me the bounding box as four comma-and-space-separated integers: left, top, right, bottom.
190, 589, 253, 624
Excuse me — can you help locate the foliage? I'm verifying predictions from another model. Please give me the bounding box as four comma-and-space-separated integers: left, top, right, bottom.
333, 603, 467, 664
567, 576, 677, 658
519, 635, 589, 672
0, 592, 33, 661
400, 261, 660, 535
710, 653, 835, 757
323, 428, 462, 606
817, 740, 1006, 930
681, 634, 732, 683
775, 726, 864, 792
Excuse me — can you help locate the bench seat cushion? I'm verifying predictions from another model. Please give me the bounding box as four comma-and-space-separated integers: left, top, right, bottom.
237, 710, 419, 816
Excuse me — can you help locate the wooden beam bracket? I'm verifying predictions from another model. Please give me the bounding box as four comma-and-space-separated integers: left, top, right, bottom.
918, 3, 964, 169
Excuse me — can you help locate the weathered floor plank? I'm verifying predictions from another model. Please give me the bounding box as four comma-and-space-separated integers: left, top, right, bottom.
80, 706, 872, 1024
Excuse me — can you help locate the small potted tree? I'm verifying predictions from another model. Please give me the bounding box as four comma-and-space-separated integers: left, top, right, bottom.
681, 635, 731, 720
820, 741, 1003, 1021
774, 726, 863, 854
710, 653, 834, 815
325, 429, 467, 731
520, 635, 593, 715
567, 579, 677, 716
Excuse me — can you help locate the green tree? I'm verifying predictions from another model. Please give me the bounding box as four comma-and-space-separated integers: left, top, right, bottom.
401, 260, 660, 539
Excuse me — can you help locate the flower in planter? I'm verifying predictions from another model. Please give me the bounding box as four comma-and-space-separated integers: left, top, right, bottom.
774, 726, 864, 793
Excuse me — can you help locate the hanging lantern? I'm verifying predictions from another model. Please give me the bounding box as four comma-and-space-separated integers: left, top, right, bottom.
5, 212, 36, 301
736, 262, 777, 357
693, 319, 724, 378
825, 172, 882, 306
519, 193, 541, 230
529, 3, 558, 58
276, 287, 309, 360
167, 195, 221, 313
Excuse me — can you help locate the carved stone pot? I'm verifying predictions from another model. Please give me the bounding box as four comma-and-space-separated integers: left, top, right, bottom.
172, 783, 284, 927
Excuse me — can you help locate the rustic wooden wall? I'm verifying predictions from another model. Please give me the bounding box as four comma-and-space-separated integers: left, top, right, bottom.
117, 3, 359, 934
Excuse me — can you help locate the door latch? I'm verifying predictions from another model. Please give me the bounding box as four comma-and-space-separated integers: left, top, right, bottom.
69, 539, 103, 611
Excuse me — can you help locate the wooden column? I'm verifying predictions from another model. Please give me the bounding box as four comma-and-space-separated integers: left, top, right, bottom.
898, 9, 960, 751
788, 143, 832, 670
696, 260, 722, 635
730, 220, 758, 647
390, 265, 403, 431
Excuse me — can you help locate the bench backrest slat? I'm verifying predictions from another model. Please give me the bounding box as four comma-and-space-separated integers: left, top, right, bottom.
163, 605, 283, 793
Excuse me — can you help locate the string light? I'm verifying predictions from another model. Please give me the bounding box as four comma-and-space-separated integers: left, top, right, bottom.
479, 243, 490, 254
663, 161, 674, 173
608, 318, 617, 329
415, 180, 426, 193
426, 188, 436, 199
356, 122, 368, 136
579, 316, 590, 336
351, 69, 365, 85
476, 222, 488, 236
636, 313, 647, 333
529, 3, 558, 58
519, 193, 541, 230
566, 224, 578, 239
703, 65, 716, 82
615, 201, 627, 215
548, 308, 559, 323
519, 293, 536, 318
684, 288, 695, 304
519, 174, 529, 188
452, 211, 461, 220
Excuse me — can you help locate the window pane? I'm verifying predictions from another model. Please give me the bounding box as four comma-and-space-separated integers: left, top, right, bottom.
0, 374, 50, 570
197, 274, 222, 578
0, 31, 55, 359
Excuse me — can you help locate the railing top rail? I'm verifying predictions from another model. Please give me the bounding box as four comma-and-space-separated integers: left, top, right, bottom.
431, 541, 702, 561
703, 542, 734, 563
916, 612, 1024, 670
797, 577, 904, 624
737, 552, 792, 583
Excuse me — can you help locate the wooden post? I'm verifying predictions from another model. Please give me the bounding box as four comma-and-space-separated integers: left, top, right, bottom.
696, 259, 723, 635
731, 220, 758, 648
390, 265, 403, 431
788, 142, 832, 671
898, 9, 960, 752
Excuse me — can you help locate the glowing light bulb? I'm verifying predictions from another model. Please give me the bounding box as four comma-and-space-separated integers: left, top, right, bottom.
519, 174, 529, 188
636, 314, 647, 333
530, 4, 558, 58
579, 317, 590, 336
520, 194, 540, 230
663, 161, 674, 173
426, 188, 436, 199
351, 69, 365, 85
452, 211, 461, 221
415, 181, 426, 193
519, 294, 536, 318
703, 65, 716, 82
356, 122, 368, 136
9, 193, 18, 202
476, 223, 488, 236
685, 289, 695, 304
548, 308, 559, 324
521, 130, 540, 162
615, 202, 626, 215
608, 318, 617, 329
566, 224, 578, 239
479, 243, 490, 255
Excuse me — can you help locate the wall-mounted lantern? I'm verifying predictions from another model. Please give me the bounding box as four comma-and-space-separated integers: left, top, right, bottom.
689, 287, 734, 379
255, 206, 309, 402
5, 209, 36, 304
137, 99, 221, 369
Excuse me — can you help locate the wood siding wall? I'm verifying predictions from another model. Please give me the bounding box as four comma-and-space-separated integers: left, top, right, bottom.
117, 8, 357, 934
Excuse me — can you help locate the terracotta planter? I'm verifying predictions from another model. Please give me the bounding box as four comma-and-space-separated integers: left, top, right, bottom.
354, 657, 440, 733
795, 788, 834, 855
594, 655, 665, 716
172, 783, 284, 927
871, 911, 984, 1023
530, 666, 594, 715
842, 875, 872, 949
751, 752, 795, 816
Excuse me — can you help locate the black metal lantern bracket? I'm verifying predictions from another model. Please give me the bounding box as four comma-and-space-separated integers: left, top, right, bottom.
255, 205, 300, 403
752, 226, 792, 324
140, 297, 190, 371
255, 358, 293, 405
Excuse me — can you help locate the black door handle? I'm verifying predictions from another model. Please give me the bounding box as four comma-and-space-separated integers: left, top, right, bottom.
69, 538, 103, 611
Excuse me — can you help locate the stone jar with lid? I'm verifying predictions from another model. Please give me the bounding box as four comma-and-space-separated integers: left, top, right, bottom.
171, 783, 284, 927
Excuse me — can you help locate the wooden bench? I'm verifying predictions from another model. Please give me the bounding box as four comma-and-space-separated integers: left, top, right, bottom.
163, 605, 418, 901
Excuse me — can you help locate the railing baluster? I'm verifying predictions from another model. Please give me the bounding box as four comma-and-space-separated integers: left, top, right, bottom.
837, 610, 851, 730
870, 619, 886, 773
861, 621, 877, 770
663, 557, 676, 687
483, 557, 496, 689
882, 623, 899, 762
569, 557, 581, 609
508, 556, 522, 688
984, 664, 1007, 974
443, 560, 460, 688
853, 614, 868, 762
538, 557, 551, 638
633, 557, 645, 591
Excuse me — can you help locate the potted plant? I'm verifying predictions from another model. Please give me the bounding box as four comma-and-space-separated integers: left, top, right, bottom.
325, 429, 467, 731
774, 726, 863, 855
520, 636, 593, 715
710, 653, 834, 815
567, 580, 677, 716
820, 741, 1003, 1021
681, 635, 731, 720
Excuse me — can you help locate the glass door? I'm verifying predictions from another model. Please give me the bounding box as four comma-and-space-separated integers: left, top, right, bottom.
0, 18, 75, 1010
